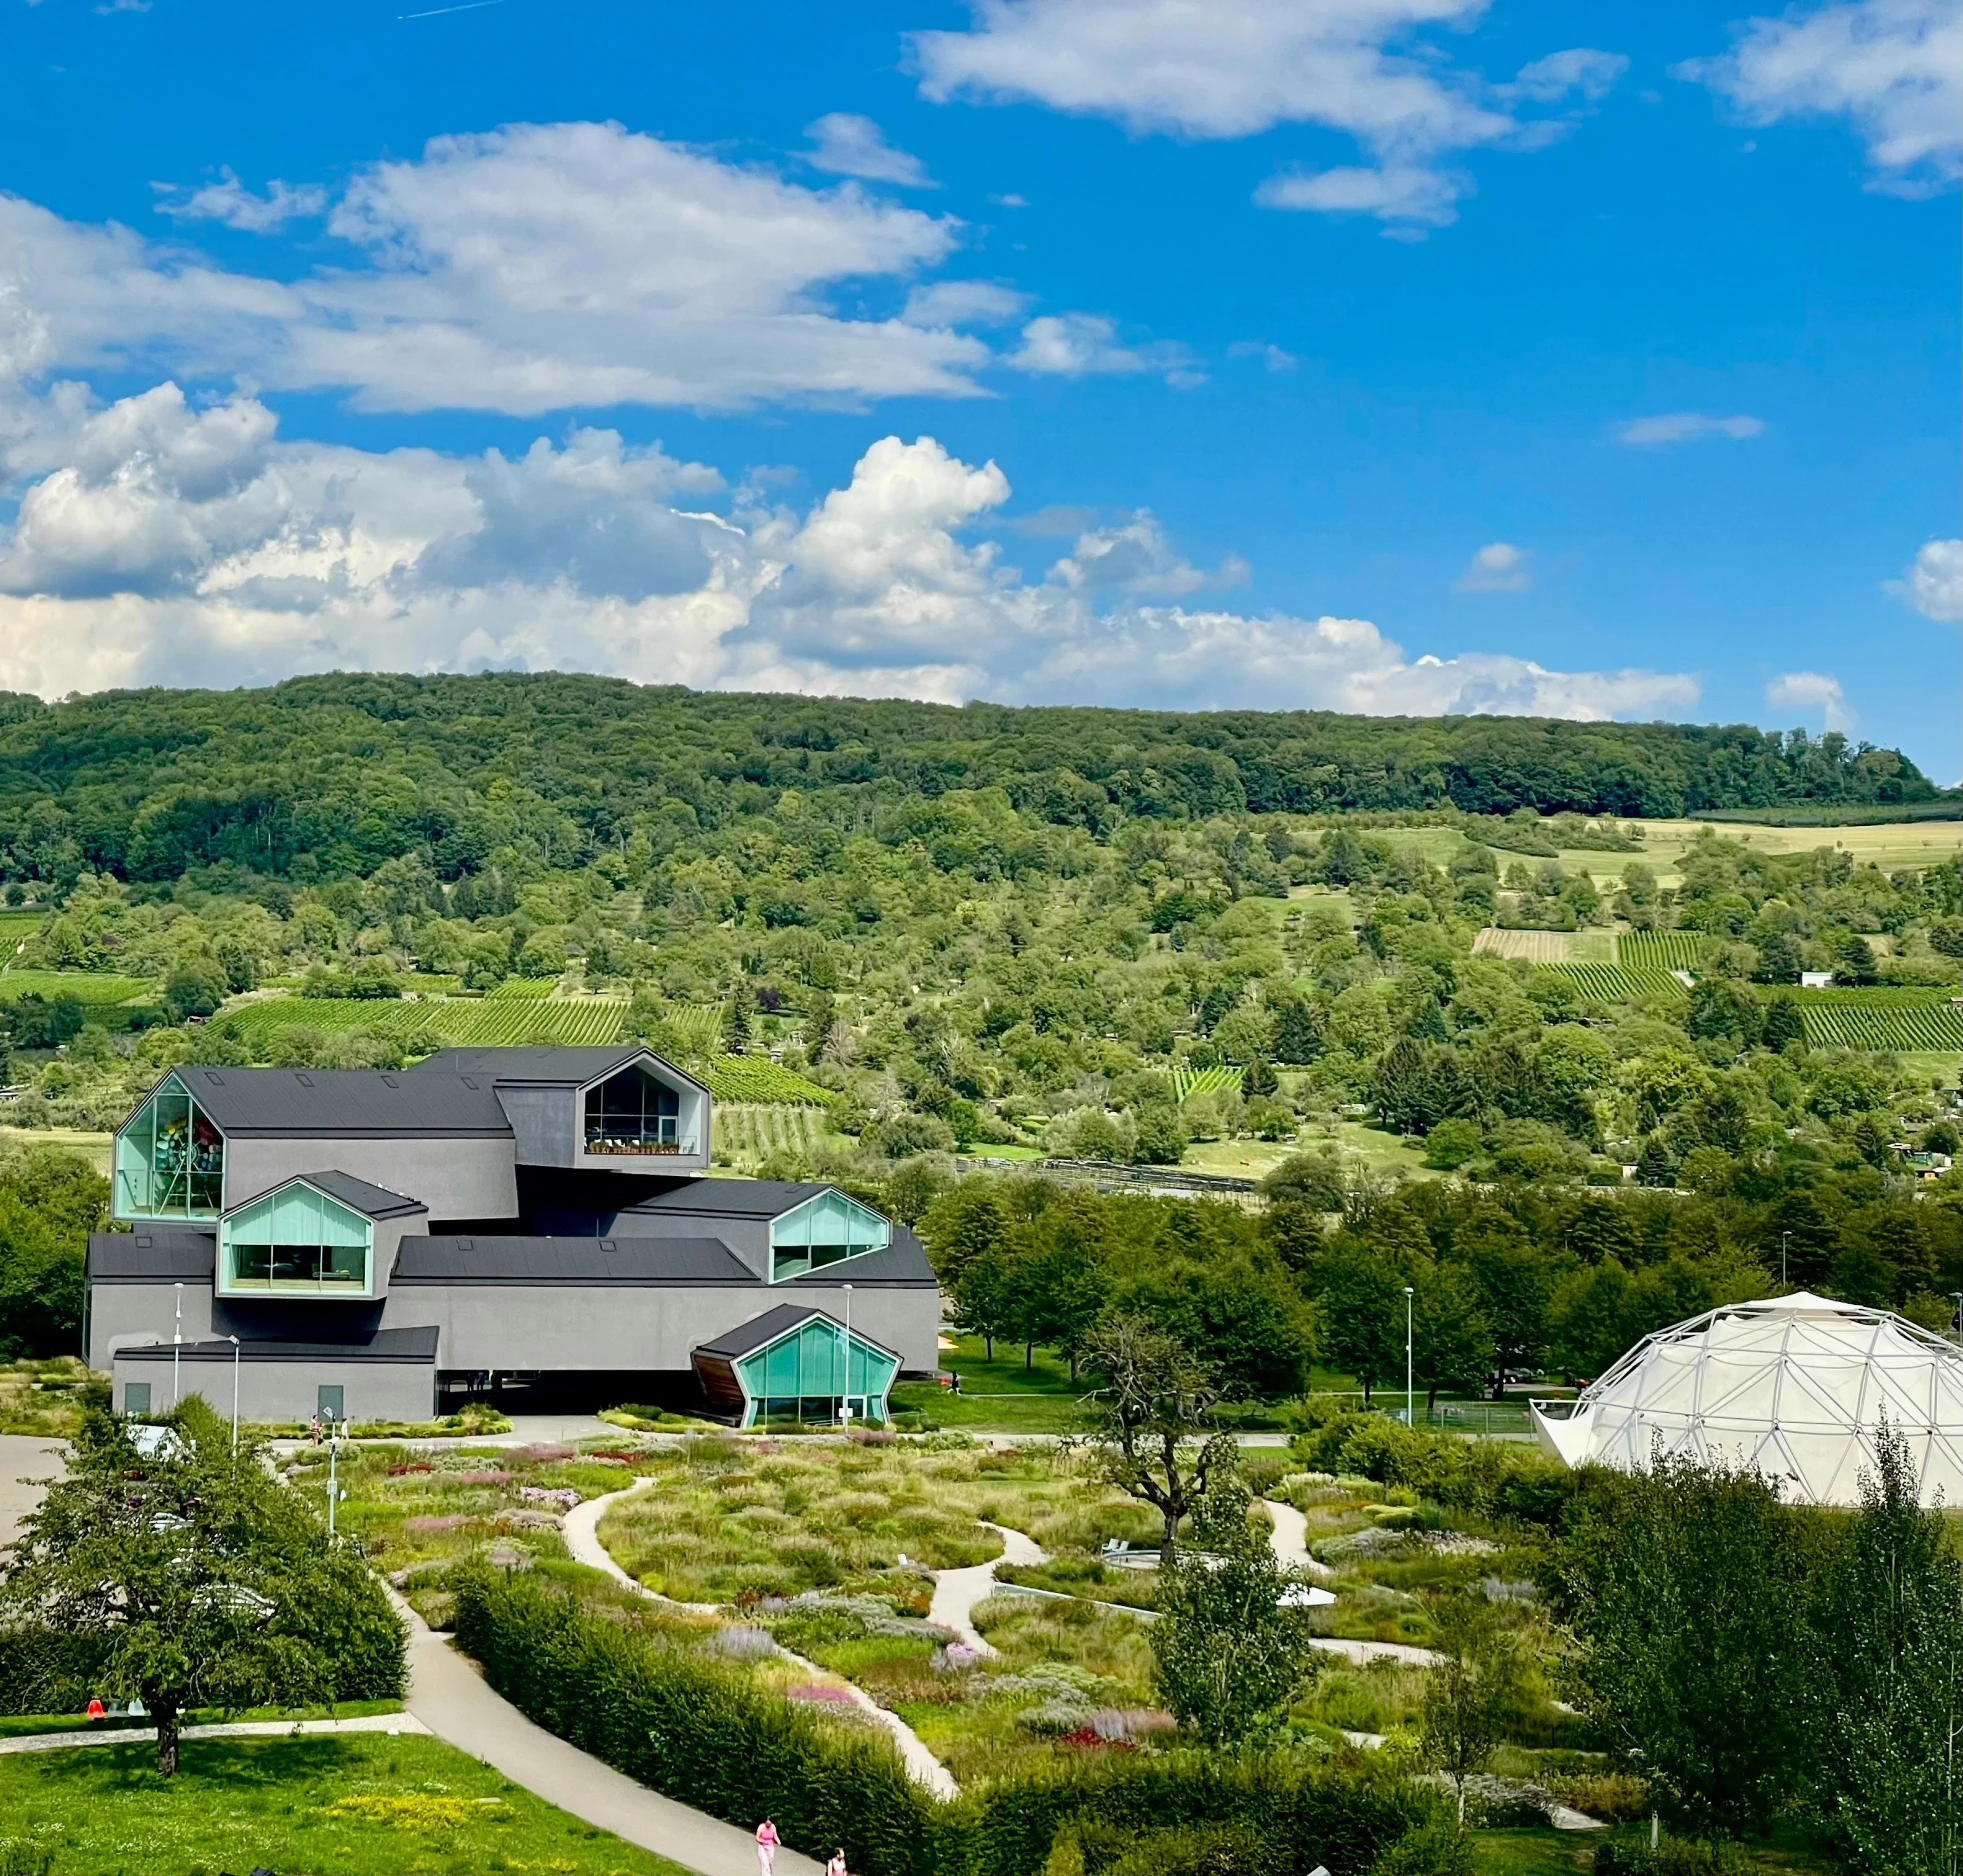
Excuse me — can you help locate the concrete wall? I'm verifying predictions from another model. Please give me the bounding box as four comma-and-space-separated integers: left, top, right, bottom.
113, 1351, 434, 1423
90, 1280, 214, 1370
621, 1210, 772, 1278
394, 1280, 941, 1376
369, 1215, 427, 1296
224, 1137, 517, 1224
496, 1085, 577, 1167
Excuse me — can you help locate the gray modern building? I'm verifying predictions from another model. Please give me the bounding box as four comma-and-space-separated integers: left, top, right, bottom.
87, 1045, 939, 1427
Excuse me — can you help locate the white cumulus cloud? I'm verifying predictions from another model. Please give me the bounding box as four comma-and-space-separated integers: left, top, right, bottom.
804, 113, 938, 187
1615, 412, 1766, 447
0, 123, 993, 415
1008, 313, 1183, 379
912, 1, 1625, 229
1679, 0, 1961, 194
1766, 670, 1855, 733
1887, 536, 1963, 622
153, 170, 329, 232
1453, 541, 1531, 592
0, 391, 1698, 723
903, 280, 1032, 327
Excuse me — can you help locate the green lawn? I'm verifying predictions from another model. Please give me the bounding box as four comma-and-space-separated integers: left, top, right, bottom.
891, 1334, 1091, 1433
1474, 1824, 1834, 1876
0, 1733, 684, 1875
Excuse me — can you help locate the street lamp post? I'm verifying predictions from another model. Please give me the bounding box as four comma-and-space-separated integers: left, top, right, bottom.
1781, 1232, 1791, 1287
171, 1283, 182, 1411
841, 1283, 854, 1427
227, 1335, 241, 1455
1403, 1286, 1415, 1430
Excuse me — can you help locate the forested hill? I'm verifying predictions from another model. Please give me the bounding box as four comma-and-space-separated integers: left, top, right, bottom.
0, 672, 1942, 884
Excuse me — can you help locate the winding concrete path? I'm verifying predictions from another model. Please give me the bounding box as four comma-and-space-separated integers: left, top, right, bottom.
0, 1711, 428, 1755
399, 1591, 822, 1876
0, 1434, 62, 1550
574, 1481, 959, 1801
1260, 1497, 1335, 1582
926, 1520, 1045, 1655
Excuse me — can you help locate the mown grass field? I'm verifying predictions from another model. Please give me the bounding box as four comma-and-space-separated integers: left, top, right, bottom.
0, 1733, 682, 1875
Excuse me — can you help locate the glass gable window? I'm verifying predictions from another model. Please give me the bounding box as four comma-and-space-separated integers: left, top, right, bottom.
734, 1319, 900, 1427
220, 1182, 370, 1295
583, 1067, 683, 1155
770, 1190, 889, 1282
115, 1076, 225, 1219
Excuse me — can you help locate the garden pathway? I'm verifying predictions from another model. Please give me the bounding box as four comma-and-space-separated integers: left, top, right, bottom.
568, 1482, 960, 1801
397, 1590, 823, 1876
1260, 1498, 1336, 1581
0, 1711, 428, 1755
926, 1519, 1045, 1655
0, 1434, 62, 1548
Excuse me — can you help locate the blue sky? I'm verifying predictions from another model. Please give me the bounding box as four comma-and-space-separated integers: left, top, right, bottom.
0, 0, 1956, 773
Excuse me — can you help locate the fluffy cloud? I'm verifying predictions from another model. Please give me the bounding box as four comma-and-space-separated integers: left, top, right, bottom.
903, 280, 1031, 326
1888, 537, 1963, 622
152, 170, 328, 232
1, 124, 991, 414
0, 389, 1698, 723
804, 114, 937, 187
912, 1, 1625, 228
1254, 163, 1464, 227
1007, 314, 1196, 381
1766, 670, 1855, 733
1680, 0, 1961, 194
1615, 412, 1765, 446
1046, 512, 1238, 597
1453, 541, 1530, 592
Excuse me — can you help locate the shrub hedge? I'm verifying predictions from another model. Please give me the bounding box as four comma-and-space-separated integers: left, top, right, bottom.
1288, 1411, 1577, 1526
451, 1566, 1444, 1876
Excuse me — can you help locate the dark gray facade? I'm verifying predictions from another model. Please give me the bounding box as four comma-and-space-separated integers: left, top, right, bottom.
91, 1046, 939, 1423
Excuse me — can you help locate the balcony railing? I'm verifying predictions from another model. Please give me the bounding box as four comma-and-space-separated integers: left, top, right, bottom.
583, 1129, 699, 1157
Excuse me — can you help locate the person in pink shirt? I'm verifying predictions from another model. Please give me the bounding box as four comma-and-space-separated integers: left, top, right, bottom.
825, 1852, 849, 1876
755, 1817, 781, 1874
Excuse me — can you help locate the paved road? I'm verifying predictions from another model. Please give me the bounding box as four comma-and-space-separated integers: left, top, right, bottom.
399, 1593, 823, 1876
0, 1434, 63, 1550
0, 1712, 428, 1755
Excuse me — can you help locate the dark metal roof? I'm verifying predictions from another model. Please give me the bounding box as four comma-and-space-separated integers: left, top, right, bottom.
391, 1235, 759, 1286
693, 1304, 897, 1363
414, 1046, 707, 1094
89, 1229, 216, 1280
116, 1325, 439, 1364
788, 1228, 937, 1288
149, 1069, 511, 1139
276, 1171, 426, 1219
616, 1178, 834, 1221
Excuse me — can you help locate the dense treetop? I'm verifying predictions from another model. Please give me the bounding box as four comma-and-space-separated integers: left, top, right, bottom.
0, 673, 1943, 884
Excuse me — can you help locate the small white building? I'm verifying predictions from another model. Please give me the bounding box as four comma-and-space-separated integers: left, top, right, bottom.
1799, 971, 1834, 988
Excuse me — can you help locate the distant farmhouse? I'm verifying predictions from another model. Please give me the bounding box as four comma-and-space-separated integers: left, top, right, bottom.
87, 1047, 937, 1427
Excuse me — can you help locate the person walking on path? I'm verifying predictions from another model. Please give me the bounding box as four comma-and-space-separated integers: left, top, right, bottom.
756, 1818, 781, 1874
825, 1851, 848, 1876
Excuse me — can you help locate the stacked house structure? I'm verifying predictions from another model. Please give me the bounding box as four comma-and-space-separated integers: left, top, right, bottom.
86, 1045, 938, 1427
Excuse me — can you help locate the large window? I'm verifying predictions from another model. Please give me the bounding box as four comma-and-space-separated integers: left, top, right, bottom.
770, 1190, 889, 1282
583, 1067, 682, 1155
115, 1076, 224, 1219
733, 1318, 899, 1427
220, 1182, 371, 1296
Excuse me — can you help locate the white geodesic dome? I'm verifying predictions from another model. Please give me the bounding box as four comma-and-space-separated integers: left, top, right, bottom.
1531, 1291, 1963, 1508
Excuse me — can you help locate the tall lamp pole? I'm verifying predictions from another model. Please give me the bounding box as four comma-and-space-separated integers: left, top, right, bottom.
227, 1335, 241, 1455
171, 1283, 182, 1411
1781, 1232, 1791, 1287
1403, 1286, 1415, 1430
841, 1283, 854, 1426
